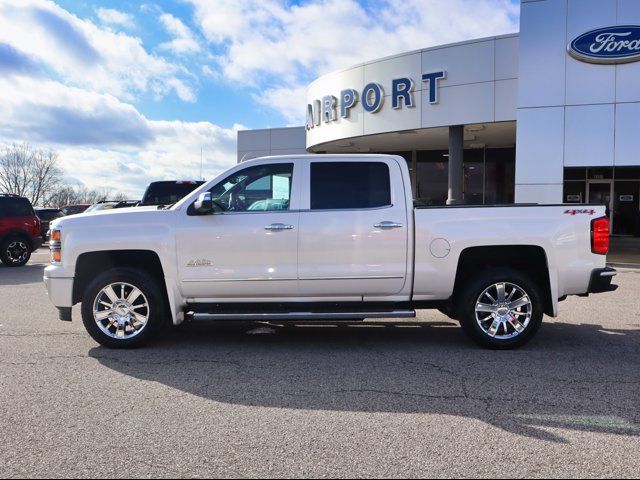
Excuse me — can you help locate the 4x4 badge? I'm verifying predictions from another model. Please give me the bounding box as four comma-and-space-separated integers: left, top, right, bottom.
564, 209, 596, 215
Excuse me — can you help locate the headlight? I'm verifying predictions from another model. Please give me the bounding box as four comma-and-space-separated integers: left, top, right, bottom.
50, 227, 61, 263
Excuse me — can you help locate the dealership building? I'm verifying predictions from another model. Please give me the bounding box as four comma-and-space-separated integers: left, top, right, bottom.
237, 0, 640, 237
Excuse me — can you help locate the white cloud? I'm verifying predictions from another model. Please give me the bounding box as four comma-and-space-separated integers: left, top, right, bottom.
0, 76, 152, 147
0, 0, 194, 101
96, 7, 134, 29
158, 13, 202, 55
187, 0, 519, 123
0, 73, 241, 197
55, 118, 240, 197
252, 84, 308, 126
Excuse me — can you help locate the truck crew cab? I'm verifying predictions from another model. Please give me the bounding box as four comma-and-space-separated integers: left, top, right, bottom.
44, 155, 617, 349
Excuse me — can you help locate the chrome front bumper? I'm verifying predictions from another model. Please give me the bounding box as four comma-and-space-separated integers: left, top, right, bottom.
43, 265, 74, 309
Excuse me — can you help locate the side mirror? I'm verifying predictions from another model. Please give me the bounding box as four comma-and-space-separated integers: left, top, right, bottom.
194, 192, 214, 214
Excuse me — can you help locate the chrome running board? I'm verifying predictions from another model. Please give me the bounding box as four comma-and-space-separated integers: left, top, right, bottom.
190, 310, 416, 322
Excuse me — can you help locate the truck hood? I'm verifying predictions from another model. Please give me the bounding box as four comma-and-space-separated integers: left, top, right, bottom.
50, 206, 176, 231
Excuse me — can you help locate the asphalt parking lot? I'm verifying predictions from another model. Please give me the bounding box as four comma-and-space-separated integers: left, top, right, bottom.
1, 249, 639, 478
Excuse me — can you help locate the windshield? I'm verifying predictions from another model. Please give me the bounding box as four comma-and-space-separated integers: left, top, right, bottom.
36, 210, 64, 221
61, 205, 88, 215
140, 181, 204, 206
86, 203, 117, 212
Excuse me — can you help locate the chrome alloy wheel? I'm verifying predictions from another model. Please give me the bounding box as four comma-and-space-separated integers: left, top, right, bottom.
474, 282, 532, 340
92, 282, 150, 339
6, 241, 29, 264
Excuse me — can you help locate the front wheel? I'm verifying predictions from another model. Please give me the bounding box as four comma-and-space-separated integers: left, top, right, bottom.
81, 268, 167, 348
458, 268, 544, 349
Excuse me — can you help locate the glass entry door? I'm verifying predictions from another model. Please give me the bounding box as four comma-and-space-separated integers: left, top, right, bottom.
587, 180, 613, 228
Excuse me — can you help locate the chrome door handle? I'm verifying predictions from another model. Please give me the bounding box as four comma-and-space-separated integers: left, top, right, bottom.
265, 223, 294, 231
375, 221, 403, 229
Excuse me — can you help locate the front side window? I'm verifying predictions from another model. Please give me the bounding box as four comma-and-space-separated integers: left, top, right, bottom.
207, 163, 293, 212
310, 162, 391, 210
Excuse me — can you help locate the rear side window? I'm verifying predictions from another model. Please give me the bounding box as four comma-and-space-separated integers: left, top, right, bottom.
0, 197, 33, 217
310, 162, 391, 210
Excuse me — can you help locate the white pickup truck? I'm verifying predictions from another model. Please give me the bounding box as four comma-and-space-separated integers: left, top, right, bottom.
44, 154, 617, 349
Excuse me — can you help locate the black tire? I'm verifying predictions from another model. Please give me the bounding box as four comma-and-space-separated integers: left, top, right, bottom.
81, 267, 167, 348
0, 236, 32, 267
437, 305, 458, 321
458, 268, 544, 349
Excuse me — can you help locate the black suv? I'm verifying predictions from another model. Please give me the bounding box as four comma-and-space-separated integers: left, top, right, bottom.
0, 194, 43, 267
35, 208, 64, 241
139, 181, 205, 207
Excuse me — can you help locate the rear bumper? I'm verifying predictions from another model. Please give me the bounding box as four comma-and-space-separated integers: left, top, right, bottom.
588, 267, 618, 293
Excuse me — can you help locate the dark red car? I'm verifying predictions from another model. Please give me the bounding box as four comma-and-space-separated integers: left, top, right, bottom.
0, 194, 42, 267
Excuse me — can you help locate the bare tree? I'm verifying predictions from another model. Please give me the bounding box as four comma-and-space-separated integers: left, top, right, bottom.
112, 192, 130, 202
0, 143, 63, 206
1, 143, 134, 208
46, 184, 131, 208
46, 185, 80, 208
0, 143, 31, 198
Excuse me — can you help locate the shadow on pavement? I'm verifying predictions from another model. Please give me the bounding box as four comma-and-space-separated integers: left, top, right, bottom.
89, 319, 640, 443
0, 263, 46, 285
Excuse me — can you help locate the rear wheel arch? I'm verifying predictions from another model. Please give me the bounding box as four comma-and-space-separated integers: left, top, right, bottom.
451, 245, 553, 317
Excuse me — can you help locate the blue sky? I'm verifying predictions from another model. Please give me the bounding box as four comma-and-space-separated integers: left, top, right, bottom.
46, 0, 285, 128
0, 0, 520, 197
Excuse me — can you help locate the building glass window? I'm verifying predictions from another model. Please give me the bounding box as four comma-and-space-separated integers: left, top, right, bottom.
415, 147, 515, 206
563, 182, 586, 203
615, 167, 640, 180
463, 149, 484, 205
416, 150, 448, 205
564, 167, 640, 237
614, 181, 640, 236
587, 167, 613, 180
565, 167, 587, 181
484, 148, 515, 204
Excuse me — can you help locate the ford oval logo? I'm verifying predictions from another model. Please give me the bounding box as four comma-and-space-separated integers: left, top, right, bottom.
569, 25, 640, 64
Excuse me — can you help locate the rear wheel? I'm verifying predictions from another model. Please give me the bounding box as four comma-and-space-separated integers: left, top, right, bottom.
0, 237, 32, 267
81, 268, 167, 348
458, 268, 544, 349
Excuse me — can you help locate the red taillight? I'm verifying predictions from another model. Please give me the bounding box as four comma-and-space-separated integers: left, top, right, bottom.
591, 217, 610, 255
